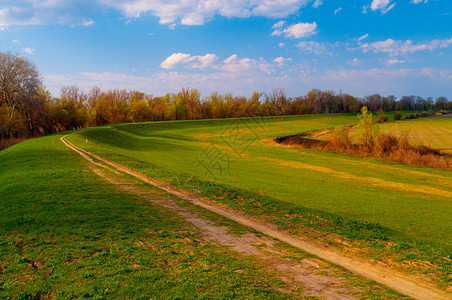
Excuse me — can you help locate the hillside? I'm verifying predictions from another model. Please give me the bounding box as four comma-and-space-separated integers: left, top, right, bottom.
1, 114, 451, 298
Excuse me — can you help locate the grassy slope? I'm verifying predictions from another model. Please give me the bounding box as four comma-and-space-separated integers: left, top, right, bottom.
0, 134, 291, 299
66, 115, 452, 256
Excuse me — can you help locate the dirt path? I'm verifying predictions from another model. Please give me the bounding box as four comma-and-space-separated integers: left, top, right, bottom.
61, 135, 451, 300
92, 166, 364, 298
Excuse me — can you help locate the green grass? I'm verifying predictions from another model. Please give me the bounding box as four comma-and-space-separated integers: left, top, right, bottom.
66, 115, 452, 262
0, 134, 295, 299
1, 113, 450, 297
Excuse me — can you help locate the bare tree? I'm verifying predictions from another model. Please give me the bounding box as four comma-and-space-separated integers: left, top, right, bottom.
0, 52, 41, 112
0, 52, 42, 138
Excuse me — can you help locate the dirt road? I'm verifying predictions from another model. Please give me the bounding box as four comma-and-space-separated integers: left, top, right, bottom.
61, 134, 451, 300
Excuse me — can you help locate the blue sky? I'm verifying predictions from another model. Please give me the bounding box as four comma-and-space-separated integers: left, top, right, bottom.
0, 0, 451, 99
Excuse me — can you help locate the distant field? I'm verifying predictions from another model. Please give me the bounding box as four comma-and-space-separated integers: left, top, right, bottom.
322, 115, 452, 153
338, 116, 452, 153
379, 117, 452, 153
66, 114, 452, 254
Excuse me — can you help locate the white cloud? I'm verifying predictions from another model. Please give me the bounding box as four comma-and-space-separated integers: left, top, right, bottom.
44, 65, 451, 101
0, 1, 100, 26
222, 54, 272, 74
48, 55, 278, 96
102, 0, 310, 26
12, 39, 19, 43
361, 38, 452, 56
272, 20, 285, 29
273, 57, 292, 67
385, 58, 406, 65
279, 42, 285, 48
358, 34, 369, 41
347, 58, 362, 66
271, 22, 317, 38
23, 47, 35, 55
160, 53, 218, 69
82, 20, 95, 26
411, 0, 427, 4
159, 53, 274, 75
0, 0, 311, 27
252, 0, 308, 17
334, 7, 342, 15
296, 41, 329, 55
369, 0, 396, 14
307, 67, 452, 97
312, 0, 323, 8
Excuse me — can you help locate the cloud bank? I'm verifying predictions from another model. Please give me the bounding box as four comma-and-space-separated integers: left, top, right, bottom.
0, 0, 311, 26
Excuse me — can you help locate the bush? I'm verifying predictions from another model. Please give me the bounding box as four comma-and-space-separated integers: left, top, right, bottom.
393, 112, 402, 121
377, 115, 388, 123
326, 126, 352, 151
376, 108, 388, 123
420, 112, 430, 117
373, 134, 398, 156
277, 129, 451, 169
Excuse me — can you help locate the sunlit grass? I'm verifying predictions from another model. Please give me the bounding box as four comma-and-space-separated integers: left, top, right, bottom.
0, 134, 290, 299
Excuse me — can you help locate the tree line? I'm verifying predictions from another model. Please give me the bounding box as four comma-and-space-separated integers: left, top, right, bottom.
1, 51, 451, 148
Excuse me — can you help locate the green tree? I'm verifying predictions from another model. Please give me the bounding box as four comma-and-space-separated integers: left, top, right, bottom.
357, 106, 379, 149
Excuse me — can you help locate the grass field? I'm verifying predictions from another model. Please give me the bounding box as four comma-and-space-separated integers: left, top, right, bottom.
0, 135, 300, 299
64, 114, 452, 261
2, 113, 451, 297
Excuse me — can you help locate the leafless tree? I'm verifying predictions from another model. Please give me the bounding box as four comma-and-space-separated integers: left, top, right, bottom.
0, 52, 42, 138
0, 52, 41, 114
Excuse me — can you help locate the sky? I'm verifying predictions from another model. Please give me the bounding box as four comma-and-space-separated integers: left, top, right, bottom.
0, 0, 451, 99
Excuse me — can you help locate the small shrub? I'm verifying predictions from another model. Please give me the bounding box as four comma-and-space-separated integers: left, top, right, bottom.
420, 112, 430, 118
377, 115, 388, 123
326, 126, 352, 151
397, 133, 411, 150
376, 109, 388, 123
373, 134, 398, 156
393, 112, 402, 121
